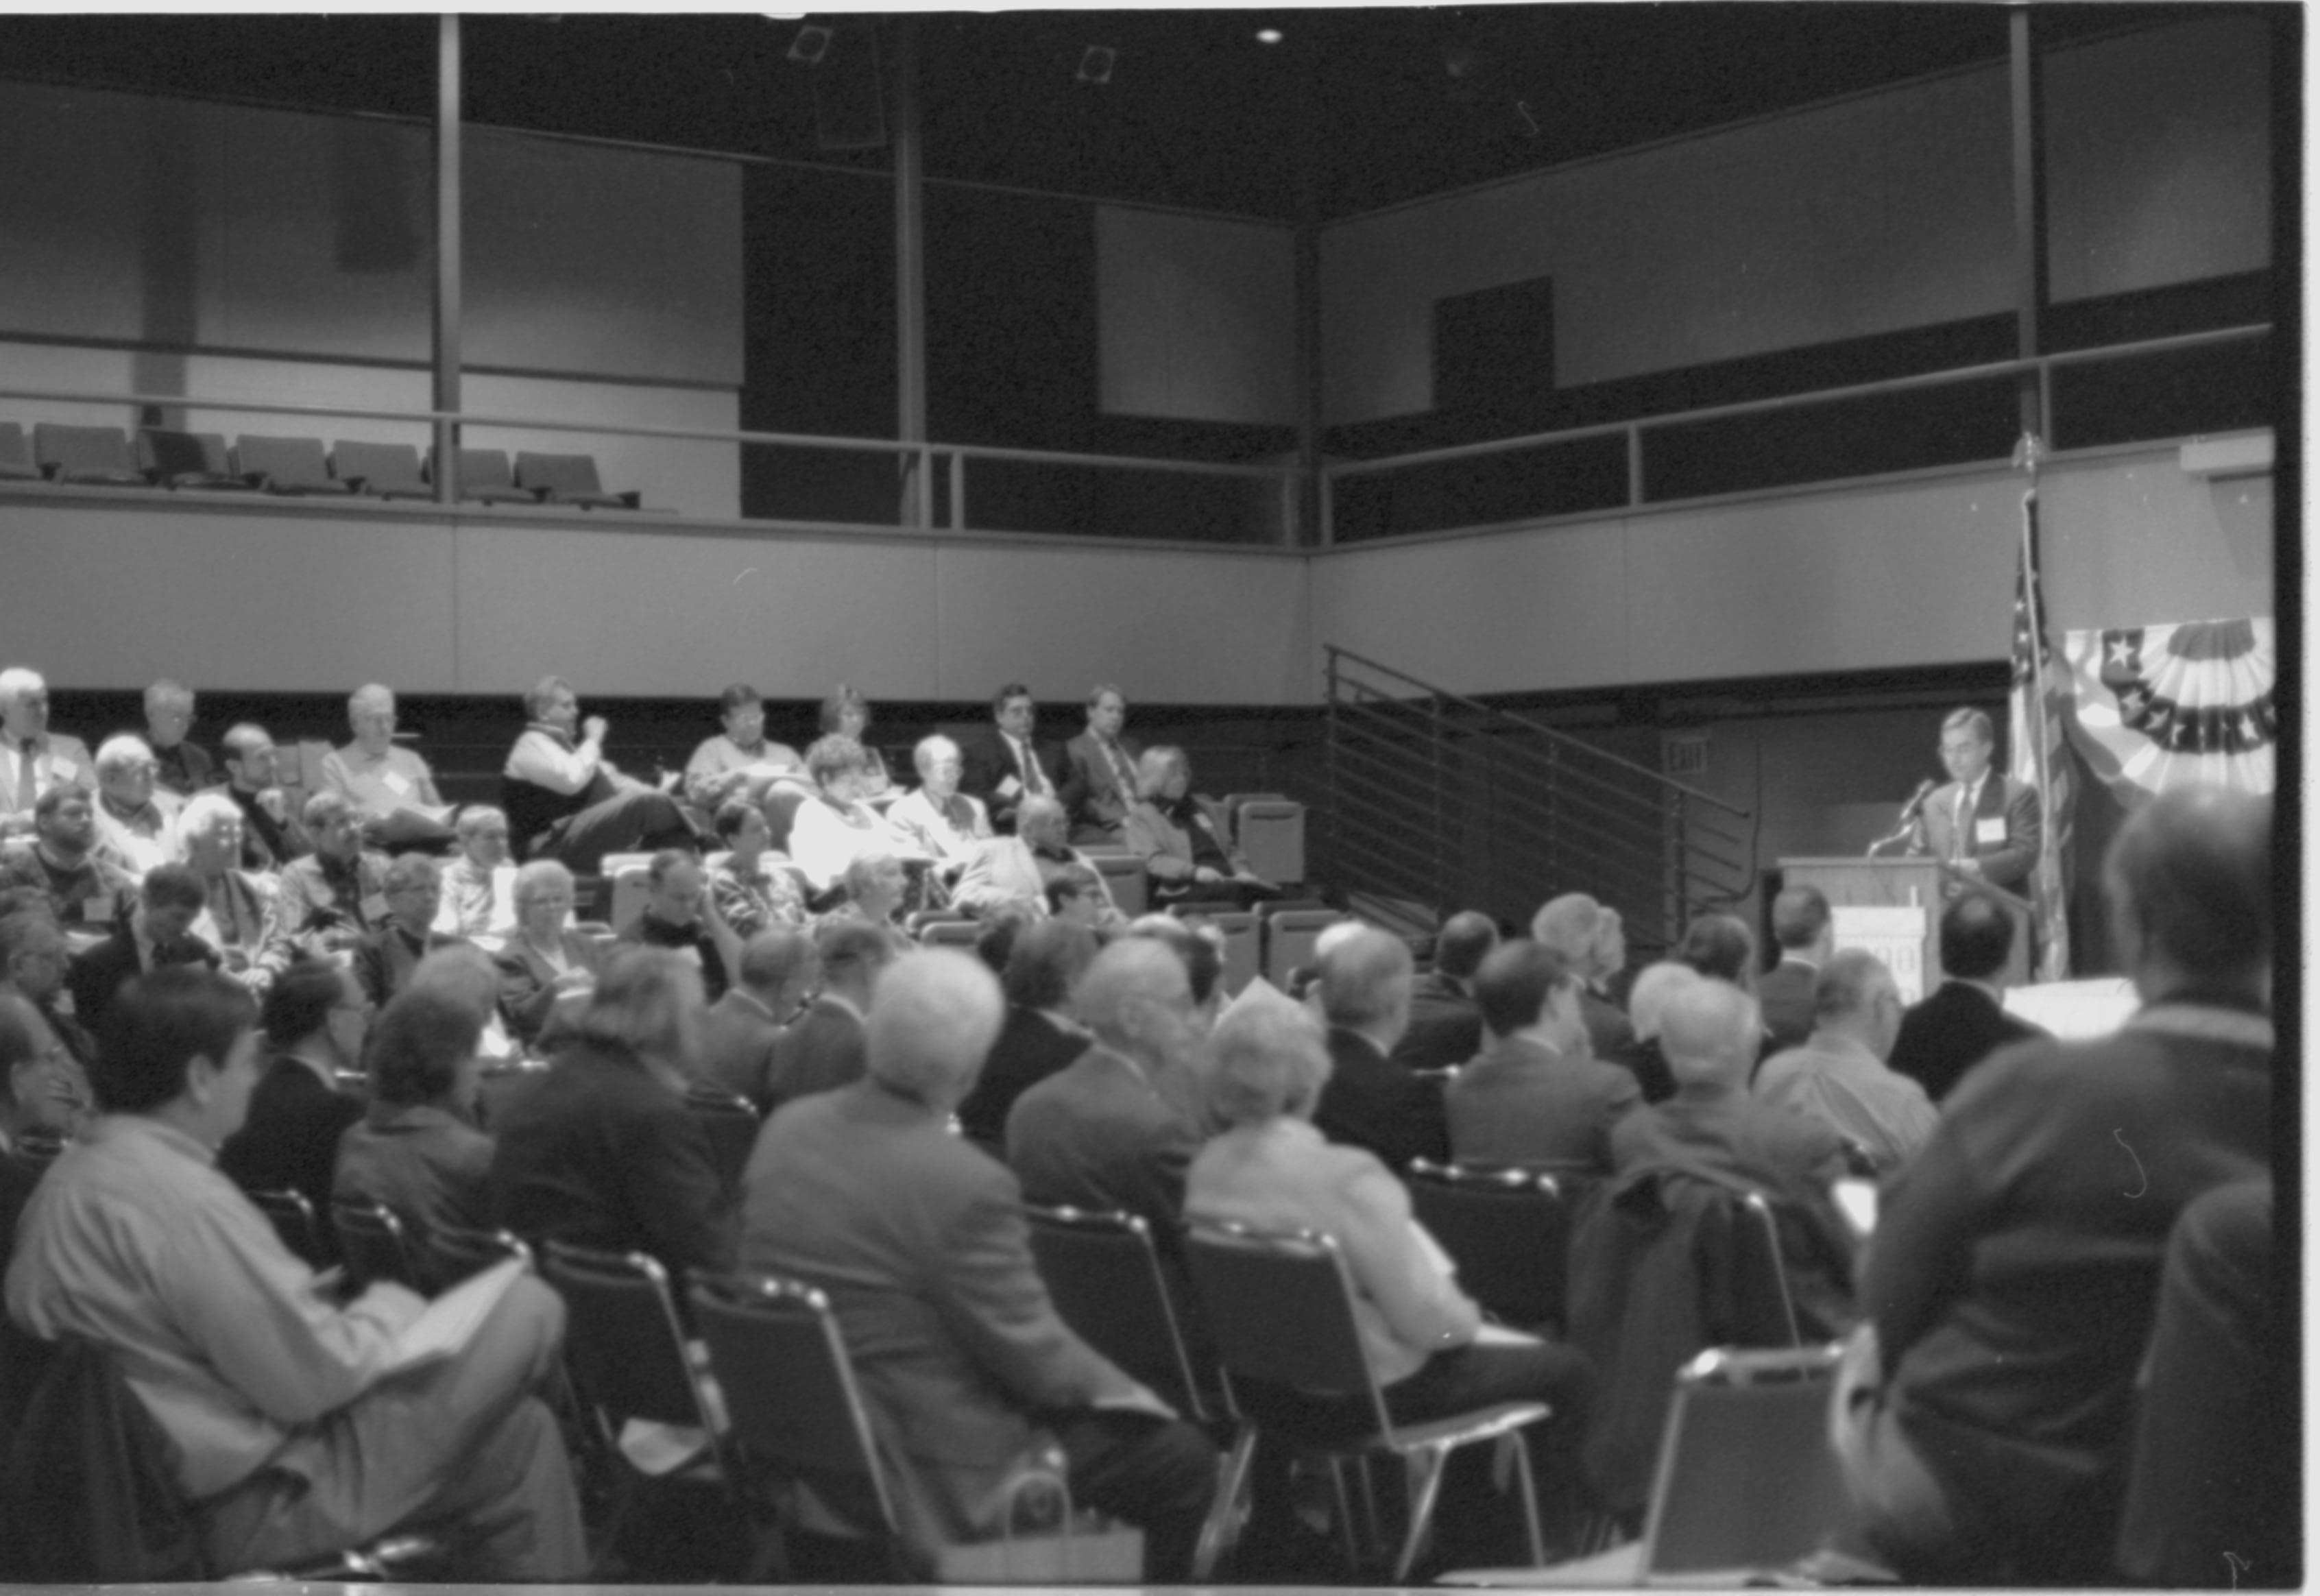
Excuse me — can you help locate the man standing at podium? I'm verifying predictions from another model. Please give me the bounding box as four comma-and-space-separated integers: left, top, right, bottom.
1909, 709, 2039, 894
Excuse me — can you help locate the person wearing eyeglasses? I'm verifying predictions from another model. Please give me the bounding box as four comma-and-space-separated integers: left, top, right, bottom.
318, 684, 459, 856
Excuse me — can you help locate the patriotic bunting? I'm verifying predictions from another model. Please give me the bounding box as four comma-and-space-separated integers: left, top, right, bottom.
2061, 617, 2276, 799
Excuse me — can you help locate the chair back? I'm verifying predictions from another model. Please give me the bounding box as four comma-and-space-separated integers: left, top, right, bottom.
330, 1198, 421, 1291
1405, 1161, 1573, 1332
1638, 1345, 1850, 1580
455, 446, 520, 490
1730, 1190, 1801, 1347
1184, 1220, 1387, 1435
33, 424, 143, 485
1085, 849, 1146, 917
516, 451, 624, 507
0, 422, 38, 480
688, 1272, 902, 1536
540, 1242, 718, 1436
918, 919, 982, 950
247, 1187, 328, 1269
1261, 908, 1339, 989
607, 861, 653, 936
683, 1085, 762, 1199
763, 784, 812, 856
1233, 799, 1306, 886
332, 440, 429, 496
428, 1223, 535, 1285
1173, 908, 1257, 995
136, 428, 237, 487
234, 435, 342, 494
1027, 1206, 1209, 1421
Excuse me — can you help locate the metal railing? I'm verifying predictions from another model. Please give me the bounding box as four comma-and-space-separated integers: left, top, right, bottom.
1324, 645, 1754, 950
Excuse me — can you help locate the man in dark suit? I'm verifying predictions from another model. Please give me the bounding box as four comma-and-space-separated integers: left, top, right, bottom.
217, 961, 370, 1257
1533, 892, 1636, 1057
1756, 885, 1830, 1052
1391, 909, 1497, 1071
698, 926, 815, 1110
1007, 939, 1202, 1233
1888, 893, 2049, 1103
761, 919, 895, 1113
221, 723, 314, 871
957, 919, 1096, 1148
1449, 939, 1641, 1172
1909, 707, 2040, 894
959, 682, 1065, 836
65, 862, 219, 1032
1312, 926, 1448, 1169
1057, 684, 1143, 843
352, 853, 469, 1009
740, 949, 1216, 1577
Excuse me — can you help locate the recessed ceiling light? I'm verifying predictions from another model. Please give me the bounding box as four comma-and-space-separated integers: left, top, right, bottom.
1255, 29, 1283, 45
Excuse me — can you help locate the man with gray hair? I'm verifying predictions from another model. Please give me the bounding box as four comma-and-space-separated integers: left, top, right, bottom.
90, 734, 185, 877
260, 790, 393, 974
142, 677, 215, 797
319, 684, 459, 854
1754, 950, 1934, 1174
950, 792, 1104, 919
1310, 926, 1448, 1169
741, 950, 1217, 1578
0, 667, 94, 838
884, 732, 993, 885
1531, 892, 1634, 1056
502, 675, 697, 874
1006, 937, 1203, 1236
698, 926, 817, 1110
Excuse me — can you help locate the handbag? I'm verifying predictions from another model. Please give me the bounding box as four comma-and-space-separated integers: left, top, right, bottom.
930, 1458, 1144, 1584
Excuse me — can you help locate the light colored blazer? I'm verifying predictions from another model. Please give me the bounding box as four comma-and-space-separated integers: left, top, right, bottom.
0, 732, 95, 819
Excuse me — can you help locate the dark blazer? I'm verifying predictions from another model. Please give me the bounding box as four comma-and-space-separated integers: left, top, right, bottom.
740, 1078, 1138, 1555
762, 995, 868, 1114
488, 1040, 734, 1280
1913, 772, 2041, 892
494, 931, 605, 1049
150, 739, 215, 798
1756, 956, 1820, 1053
352, 923, 469, 1008
697, 988, 786, 1111
65, 929, 219, 1032
1888, 980, 2049, 1104
1058, 729, 1144, 835
230, 783, 313, 872
1579, 987, 1636, 1059
958, 726, 1066, 834
1390, 970, 1484, 1072
1005, 1043, 1199, 1236
217, 1052, 366, 1261
1314, 1027, 1449, 1171
1447, 1033, 1643, 1172
958, 1006, 1091, 1150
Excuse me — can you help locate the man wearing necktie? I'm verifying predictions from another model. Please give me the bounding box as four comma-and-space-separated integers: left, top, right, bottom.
1060, 684, 1145, 843
960, 681, 1063, 836
1908, 708, 2040, 894
0, 667, 95, 841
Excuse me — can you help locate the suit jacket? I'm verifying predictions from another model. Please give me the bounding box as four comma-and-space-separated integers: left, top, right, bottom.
216, 1052, 365, 1261
1390, 970, 1484, 1072
0, 732, 95, 820
65, 928, 219, 1032
352, 923, 469, 1008
1888, 979, 2049, 1104
762, 995, 867, 1113
488, 1039, 734, 1279
1913, 772, 2041, 892
739, 1078, 1138, 1555
1313, 1028, 1449, 1171
958, 1006, 1092, 1150
1447, 1033, 1643, 1172
1756, 956, 1820, 1052
228, 784, 313, 873
150, 739, 216, 798
1004, 1043, 1199, 1236
958, 727, 1065, 834
1059, 729, 1144, 834
494, 931, 603, 1049
697, 988, 786, 1110
1580, 987, 1637, 1059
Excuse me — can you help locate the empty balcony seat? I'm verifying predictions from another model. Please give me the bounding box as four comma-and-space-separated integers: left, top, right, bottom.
333, 441, 436, 501
514, 451, 637, 510
138, 428, 250, 491
0, 424, 40, 482
33, 424, 151, 487
237, 435, 352, 496
434, 448, 540, 507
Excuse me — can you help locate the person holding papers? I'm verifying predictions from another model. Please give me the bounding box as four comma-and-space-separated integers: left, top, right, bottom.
4, 965, 584, 1580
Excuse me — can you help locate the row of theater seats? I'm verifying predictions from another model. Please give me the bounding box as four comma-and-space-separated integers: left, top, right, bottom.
0, 422, 651, 511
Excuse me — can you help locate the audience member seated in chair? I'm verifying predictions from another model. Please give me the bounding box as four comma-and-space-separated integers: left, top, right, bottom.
819, 683, 895, 797
1674, 912, 1759, 993
352, 854, 470, 1009
319, 685, 459, 855
141, 678, 215, 799
1309, 928, 1449, 1170
1753, 950, 1935, 1176
176, 793, 272, 989
1122, 746, 1275, 911
616, 848, 743, 1005
682, 682, 806, 814
489, 947, 736, 1281
501, 675, 697, 876
334, 985, 496, 1250
952, 794, 1091, 920
219, 723, 311, 872
0, 668, 95, 841
886, 734, 993, 897
741, 948, 1218, 1578
90, 735, 186, 878
1186, 997, 1595, 1554
1059, 683, 1142, 845
1756, 887, 1831, 1053
5, 965, 585, 1580
705, 799, 808, 935
1007, 937, 1203, 1240
403, 943, 524, 1069
216, 963, 370, 1250
437, 806, 516, 942
813, 851, 916, 955
1835, 786, 2273, 1586
958, 681, 1065, 837
760, 919, 896, 1114
66, 864, 219, 1030
957, 919, 1097, 1150
1449, 939, 1641, 1174
0, 912, 97, 1113
0, 993, 77, 1249
259, 793, 391, 976
1531, 894, 1634, 1058
787, 735, 923, 902
0, 782, 136, 936
1392, 910, 1499, 1072
1886, 893, 2049, 1104
697, 926, 815, 1110
494, 860, 601, 1053
1606, 960, 1699, 1106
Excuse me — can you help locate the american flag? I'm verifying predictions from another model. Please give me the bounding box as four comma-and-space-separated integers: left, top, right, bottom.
2009, 486, 2073, 980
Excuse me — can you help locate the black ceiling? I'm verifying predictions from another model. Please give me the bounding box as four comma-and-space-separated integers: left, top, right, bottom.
0, 6, 2245, 220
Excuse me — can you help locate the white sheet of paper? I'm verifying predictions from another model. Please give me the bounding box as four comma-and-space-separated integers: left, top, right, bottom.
382, 771, 413, 797
383, 1257, 524, 1375
996, 775, 1022, 799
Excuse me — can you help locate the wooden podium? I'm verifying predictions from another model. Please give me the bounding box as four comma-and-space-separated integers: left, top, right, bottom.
1779, 857, 2033, 1002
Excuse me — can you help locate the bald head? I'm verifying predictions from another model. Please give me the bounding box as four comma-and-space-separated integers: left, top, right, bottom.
1317, 928, 1414, 1043
1435, 911, 1501, 982
2105, 785, 2271, 1000
1074, 937, 1194, 1054
1811, 950, 1902, 1058
1658, 979, 1762, 1091
865, 950, 1005, 1111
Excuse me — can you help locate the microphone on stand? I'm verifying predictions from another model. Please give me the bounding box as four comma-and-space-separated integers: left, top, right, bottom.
1896, 778, 1937, 824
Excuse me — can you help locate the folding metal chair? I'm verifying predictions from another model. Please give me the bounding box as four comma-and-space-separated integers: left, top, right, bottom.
330, 1196, 422, 1292
1405, 1160, 1578, 1333
247, 1187, 328, 1270
681, 1084, 762, 1201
